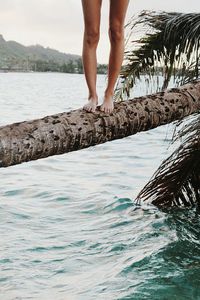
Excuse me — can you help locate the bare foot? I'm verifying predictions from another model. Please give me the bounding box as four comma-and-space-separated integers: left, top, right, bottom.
100, 94, 114, 114
83, 97, 98, 113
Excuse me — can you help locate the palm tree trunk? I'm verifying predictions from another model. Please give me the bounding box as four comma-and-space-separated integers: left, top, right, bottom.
0, 80, 200, 168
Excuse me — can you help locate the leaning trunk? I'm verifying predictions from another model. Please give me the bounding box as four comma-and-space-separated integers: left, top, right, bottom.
0, 80, 200, 168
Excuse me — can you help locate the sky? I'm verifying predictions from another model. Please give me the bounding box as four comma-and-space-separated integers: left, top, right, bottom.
0, 0, 199, 63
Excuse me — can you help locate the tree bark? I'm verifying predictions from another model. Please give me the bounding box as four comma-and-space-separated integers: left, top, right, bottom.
0, 80, 200, 168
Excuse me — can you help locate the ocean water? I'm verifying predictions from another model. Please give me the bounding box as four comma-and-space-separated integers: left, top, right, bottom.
0, 73, 200, 300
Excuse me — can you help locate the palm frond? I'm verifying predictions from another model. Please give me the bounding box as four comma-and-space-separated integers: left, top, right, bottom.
114, 11, 200, 101
135, 113, 200, 208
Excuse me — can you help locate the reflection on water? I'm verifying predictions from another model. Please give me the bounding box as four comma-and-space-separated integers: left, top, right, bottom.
0, 73, 199, 300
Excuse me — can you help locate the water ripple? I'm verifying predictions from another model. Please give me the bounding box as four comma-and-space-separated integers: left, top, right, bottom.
0, 73, 199, 300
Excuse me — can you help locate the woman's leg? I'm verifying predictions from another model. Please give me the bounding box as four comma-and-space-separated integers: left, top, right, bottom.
81, 0, 102, 112
100, 0, 130, 113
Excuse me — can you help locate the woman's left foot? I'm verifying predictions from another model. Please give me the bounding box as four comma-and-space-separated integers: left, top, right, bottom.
100, 94, 114, 114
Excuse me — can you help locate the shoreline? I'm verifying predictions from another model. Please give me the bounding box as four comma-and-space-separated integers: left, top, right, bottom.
0, 70, 107, 75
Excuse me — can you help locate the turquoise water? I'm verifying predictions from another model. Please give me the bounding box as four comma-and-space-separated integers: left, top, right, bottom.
0, 73, 200, 300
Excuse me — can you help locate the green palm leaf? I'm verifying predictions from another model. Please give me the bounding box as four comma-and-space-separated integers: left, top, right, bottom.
114, 11, 200, 101
135, 112, 200, 208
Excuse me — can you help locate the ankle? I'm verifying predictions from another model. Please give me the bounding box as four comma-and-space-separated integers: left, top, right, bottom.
104, 90, 114, 98
88, 94, 98, 101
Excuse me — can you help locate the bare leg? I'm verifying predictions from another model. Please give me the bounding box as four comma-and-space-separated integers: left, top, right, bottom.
100, 0, 130, 113
81, 0, 102, 112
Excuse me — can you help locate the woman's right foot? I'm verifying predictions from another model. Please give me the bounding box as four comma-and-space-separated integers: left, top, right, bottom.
83, 97, 98, 113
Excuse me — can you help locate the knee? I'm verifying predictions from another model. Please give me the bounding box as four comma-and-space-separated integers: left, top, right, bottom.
84, 28, 100, 47
109, 23, 124, 43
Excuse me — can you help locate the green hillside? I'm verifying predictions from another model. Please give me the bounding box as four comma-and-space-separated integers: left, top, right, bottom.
0, 34, 107, 73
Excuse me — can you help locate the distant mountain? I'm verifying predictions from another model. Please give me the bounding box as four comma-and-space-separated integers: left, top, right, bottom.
0, 34, 82, 72
0, 34, 107, 73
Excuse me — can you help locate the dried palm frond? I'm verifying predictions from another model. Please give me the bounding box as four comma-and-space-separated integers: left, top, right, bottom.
114, 11, 200, 101
135, 113, 200, 208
